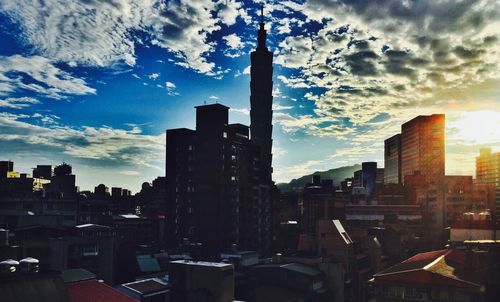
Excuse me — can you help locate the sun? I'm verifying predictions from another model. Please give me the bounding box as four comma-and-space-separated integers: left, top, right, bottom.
447, 111, 500, 146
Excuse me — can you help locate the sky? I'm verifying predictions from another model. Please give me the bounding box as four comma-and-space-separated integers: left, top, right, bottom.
0, 0, 499, 193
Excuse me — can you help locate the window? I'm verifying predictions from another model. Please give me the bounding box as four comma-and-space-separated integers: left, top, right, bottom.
82, 245, 99, 256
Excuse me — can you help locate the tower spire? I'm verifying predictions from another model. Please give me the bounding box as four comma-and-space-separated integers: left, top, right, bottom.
260, 4, 264, 24
257, 4, 267, 50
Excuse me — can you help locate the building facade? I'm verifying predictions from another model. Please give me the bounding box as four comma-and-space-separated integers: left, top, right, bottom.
384, 134, 401, 184
400, 114, 445, 185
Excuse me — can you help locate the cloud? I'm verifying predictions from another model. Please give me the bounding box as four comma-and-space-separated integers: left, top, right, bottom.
148, 73, 160, 80
165, 81, 178, 96
0, 55, 96, 99
0, 0, 150, 67
0, 112, 165, 168
0, 0, 252, 75
229, 107, 250, 116
223, 33, 245, 58
0, 97, 40, 109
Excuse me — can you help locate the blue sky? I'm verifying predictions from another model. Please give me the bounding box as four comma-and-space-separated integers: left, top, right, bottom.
0, 0, 499, 192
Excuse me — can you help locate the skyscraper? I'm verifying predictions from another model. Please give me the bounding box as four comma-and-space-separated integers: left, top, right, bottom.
476, 148, 500, 187
250, 6, 274, 183
475, 148, 500, 221
400, 114, 445, 184
384, 134, 401, 184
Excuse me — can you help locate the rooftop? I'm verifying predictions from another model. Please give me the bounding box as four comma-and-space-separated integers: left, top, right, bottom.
170, 260, 233, 268
373, 249, 482, 289
66, 279, 138, 302
122, 279, 168, 295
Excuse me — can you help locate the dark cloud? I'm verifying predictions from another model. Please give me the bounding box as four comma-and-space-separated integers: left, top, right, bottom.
453, 46, 485, 60
343, 50, 379, 76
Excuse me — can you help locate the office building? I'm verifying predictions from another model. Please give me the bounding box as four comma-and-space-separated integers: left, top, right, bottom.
475, 148, 500, 221
400, 114, 445, 184
384, 134, 401, 184
476, 148, 500, 187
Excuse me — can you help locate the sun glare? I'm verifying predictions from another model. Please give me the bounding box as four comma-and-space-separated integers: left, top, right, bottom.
447, 111, 500, 146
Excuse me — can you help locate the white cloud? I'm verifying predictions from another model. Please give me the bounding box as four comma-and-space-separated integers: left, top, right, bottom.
165, 81, 178, 96
0, 97, 40, 109
217, 0, 248, 26
0, 0, 251, 75
148, 72, 160, 80
223, 33, 246, 57
0, 55, 96, 99
0, 112, 165, 166
229, 107, 250, 116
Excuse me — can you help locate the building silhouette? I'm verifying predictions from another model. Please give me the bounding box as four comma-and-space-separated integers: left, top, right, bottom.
164, 8, 275, 258
384, 134, 401, 184
250, 6, 274, 184
165, 105, 271, 258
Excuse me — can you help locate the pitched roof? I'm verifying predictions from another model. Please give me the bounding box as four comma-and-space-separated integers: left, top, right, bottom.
66, 280, 138, 302
373, 249, 482, 289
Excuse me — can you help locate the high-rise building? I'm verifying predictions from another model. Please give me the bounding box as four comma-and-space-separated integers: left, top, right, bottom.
250, 7, 273, 183
476, 148, 500, 187
400, 114, 445, 184
384, 134, 401, 184
165, 9, 274, 258
165, 104, 271, 258
476, 148, 500, 221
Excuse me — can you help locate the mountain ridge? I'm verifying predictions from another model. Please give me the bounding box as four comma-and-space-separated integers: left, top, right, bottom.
276, 164, 361, 192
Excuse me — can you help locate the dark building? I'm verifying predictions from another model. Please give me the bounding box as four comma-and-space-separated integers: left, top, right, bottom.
169, 260, 235, 302
384, 134, 401, 184
351, 162, 380, 200
0, 160, 13, 178
33, 165, 52, 179
362, 162, 378, 196
165, 105, 271, 258
46, 163, 77, 199
250, 7, 274, 184
302, 175, 339, 233
165, 12, 274, 258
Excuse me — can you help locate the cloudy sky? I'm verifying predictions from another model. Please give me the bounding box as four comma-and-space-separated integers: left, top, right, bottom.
0, 0, 499, 192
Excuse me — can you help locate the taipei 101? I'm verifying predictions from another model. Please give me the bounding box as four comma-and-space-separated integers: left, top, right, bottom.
0, 1, 499, 301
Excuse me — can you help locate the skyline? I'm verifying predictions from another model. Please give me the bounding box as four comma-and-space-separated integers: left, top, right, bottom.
0, 0, 499, 192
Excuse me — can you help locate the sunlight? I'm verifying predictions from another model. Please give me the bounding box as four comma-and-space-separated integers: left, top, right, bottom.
447, 111, 500, 145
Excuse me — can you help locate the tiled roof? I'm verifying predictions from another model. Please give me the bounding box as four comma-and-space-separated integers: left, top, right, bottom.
373, 249, 481, 289
66, 280, 138, 302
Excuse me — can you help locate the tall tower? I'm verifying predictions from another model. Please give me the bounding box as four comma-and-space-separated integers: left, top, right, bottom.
250, 6, 273, 183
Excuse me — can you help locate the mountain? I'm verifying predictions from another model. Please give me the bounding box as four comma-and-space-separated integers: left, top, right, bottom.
276, 164, 361, 193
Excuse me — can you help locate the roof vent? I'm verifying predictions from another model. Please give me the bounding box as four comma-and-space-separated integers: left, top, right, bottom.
19, 257, 40, 273
0, 259, 19, 274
